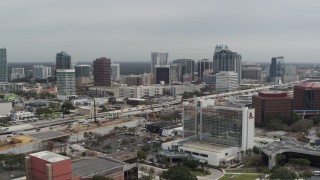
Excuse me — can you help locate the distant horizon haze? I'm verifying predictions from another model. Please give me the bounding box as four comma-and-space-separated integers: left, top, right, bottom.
1, 0, 319, 63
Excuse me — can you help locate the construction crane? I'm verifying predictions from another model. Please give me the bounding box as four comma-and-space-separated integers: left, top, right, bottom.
145, 95, 159, 121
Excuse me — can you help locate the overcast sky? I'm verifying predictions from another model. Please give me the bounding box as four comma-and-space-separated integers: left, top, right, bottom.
1, 0, 320, 63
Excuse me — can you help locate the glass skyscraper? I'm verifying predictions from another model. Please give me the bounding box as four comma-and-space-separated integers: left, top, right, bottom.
0, 47, 7, 82
213, 45, 242, 84
56, 51, 72, 70
269, 56, 285, 83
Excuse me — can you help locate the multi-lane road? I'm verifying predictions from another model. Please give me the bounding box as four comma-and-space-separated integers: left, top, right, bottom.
0, 100, 181, 137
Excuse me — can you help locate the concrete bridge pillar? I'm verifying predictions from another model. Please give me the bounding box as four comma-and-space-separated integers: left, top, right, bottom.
268, 153, 277, 169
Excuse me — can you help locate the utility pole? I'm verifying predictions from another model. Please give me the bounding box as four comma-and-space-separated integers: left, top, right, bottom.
93, 99, 97, 123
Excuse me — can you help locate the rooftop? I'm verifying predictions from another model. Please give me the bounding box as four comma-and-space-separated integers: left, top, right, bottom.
28, 130, 69, 140
295, 81, 320, 89
257, 91, 288, 97
146, 121, 181, 130
29, 151, 70, 162
182, 141, 233, 153
72, 156, 123, 178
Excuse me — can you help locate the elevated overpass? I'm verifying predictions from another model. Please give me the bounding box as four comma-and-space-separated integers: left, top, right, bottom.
261, 140, 320, 169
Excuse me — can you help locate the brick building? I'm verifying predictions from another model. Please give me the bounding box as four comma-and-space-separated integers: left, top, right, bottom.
93, 57, 111, 87
294, 81, 320, 110
252, 91, 292, 127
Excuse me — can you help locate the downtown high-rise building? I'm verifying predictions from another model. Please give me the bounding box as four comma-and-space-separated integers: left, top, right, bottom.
198, 59, 213, 80
173, 59, 195, 82
93, 57, 111, 86
0, 47, 8, 82
213, 45, 242, 84
33, 65, 52, 79
10, 67, 25, 81
155, 65, 170, 85
56, 69, 76, 99
75, 65, 91, 78
151, 52, 168, 74
111, 64, 120, 81
241, 62, 261, 81
56, 51, 72, 70
269, 56, 285, 84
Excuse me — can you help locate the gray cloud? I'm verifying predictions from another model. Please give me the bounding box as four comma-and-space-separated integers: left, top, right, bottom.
0, 0, 319, 63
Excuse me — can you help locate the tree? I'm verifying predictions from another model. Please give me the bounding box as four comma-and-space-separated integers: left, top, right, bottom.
148, 167, 155, 180
161, 165, 197, 180
61, 101, 75, 116
269, 167, 297, 180
82, 152, 87, 157
253, 146, 260, 155
300, 170, 313, 180
276, 154, 286, 166
128, 127, 138, 135
183, 159, 198, 170
141, 144, 151, 152
108, 96, 116, 104
36, 107, 45, 117
137, 150, 147, 161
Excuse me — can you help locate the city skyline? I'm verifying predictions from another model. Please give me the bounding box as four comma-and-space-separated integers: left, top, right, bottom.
1, 0, 320, 63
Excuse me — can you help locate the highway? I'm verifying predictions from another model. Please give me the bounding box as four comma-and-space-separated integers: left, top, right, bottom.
0, 100, 181, 136
197, 80, 305, 101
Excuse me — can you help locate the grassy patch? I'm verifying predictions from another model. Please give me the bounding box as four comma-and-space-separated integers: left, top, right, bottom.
225, 169, 257, 173
191, 170, 206, 177
220, 174, 262, 180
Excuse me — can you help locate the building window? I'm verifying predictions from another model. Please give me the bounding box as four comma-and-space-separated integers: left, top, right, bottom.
192, 152, 199, 156
200, 154, 208, 158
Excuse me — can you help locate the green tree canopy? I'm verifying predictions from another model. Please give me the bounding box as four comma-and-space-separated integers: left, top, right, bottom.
161, 165, 197, 180
269, 167, 297, 180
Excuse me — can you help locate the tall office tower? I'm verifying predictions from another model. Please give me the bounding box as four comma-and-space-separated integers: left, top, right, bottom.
151, 52, 168, 74
33, 65, 52, 79
0, 47, 8, 82
75, 65, 91, 78
93, 57, 111, 86
269, 56, 285, 84
56, 69, 76, 99
241, 62, 262, 81
215, 71, 238, 92
169, 63, 182, 83
111, 63, 120, 81
155, 65, 170, 85
213, 44, 242, 84
173, 59, 195, 82
198, 59, 213, 80
56, 51, 72, 70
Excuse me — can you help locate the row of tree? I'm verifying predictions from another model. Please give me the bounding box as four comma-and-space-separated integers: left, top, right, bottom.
0, 153, 25, 170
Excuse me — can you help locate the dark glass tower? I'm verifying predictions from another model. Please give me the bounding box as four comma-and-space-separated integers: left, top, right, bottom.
269, 56, 284, 83
56, 51, 72, 70
213, 45, 242, 84
0, 47, 7, 82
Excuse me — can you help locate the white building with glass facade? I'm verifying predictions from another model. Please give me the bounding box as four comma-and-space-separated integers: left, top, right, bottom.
111, 64, 120, 81
33, 65, 52, 79
162, 98, 254, 166
56, 69, 76, 100
215, 71, 238, 92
